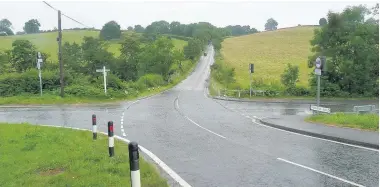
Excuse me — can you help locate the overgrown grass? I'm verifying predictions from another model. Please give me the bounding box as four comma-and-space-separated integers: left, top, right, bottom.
220, 26, 318, 88
305, 113, 379, 131
0, 123, 168, 187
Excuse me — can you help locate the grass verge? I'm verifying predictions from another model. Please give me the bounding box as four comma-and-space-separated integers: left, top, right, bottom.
0, 123, 168, 187
305, 113, 379, 131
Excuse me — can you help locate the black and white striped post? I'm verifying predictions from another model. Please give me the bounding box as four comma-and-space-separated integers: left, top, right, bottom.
129, 142, 141, 187
92, 114, 97, 140
108, 121, 114, 157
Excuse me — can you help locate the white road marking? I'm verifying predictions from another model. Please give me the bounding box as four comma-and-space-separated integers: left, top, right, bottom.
251, 119, 378, 152
122, 132, 126, 136
121, 125, 123, 129
176, 96, 226, 139
39, 125, 191, 187
121, 128, 125, 132
277, 158, 365, 187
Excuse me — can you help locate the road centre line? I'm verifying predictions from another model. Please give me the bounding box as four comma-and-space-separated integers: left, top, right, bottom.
277, 158, 365, 187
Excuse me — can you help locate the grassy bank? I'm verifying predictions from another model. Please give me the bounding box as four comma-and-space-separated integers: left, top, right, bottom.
220, 26, 317, 88
305, 113, 379, 131
0, 123, 168, 186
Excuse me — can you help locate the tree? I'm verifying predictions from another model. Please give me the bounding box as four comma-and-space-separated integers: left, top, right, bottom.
0, 19, 14, 35
118, 34, 141, 81
23, 19, 40, 34
8, 40, 37, 72
62, 42, 84, 74
281, 63, 299, 88
138, 37, 175, 79
81, 37, 115, 76
127, 26, 133, 31
308, 5, 379, 97
319, 18, 327, 26
183, 38, 202, 60
133, 25, 145, 33
264, 18, 278, 31
99, 21, 121, 40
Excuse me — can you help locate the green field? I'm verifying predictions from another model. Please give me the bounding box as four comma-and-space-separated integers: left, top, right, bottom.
221, 26, 318, 88
0, 123, 168, 186
306, 113, 379, 131
0, 30, 187, 61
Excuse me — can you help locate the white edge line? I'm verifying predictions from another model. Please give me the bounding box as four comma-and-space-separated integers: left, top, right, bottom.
115, 135, 192, 187
277, 158, 365, 187
37, 125, 191, 187
251, 119, 378, 152
122, 133, 126, 136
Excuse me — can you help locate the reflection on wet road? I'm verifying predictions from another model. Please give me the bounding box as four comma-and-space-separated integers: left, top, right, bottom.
1, 46, 378, 187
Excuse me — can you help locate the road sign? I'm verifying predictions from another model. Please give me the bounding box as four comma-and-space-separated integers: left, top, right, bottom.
96, 66, 110, 95
310, 105, 331, 113
314, 68, 321, 75
249, 63, 254, 73
315, 57, 322, 69
353, 105, 376, 113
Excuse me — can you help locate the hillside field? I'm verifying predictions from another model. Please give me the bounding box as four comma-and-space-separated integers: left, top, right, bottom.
0, 30, 187, 61
221, 26, 318, 88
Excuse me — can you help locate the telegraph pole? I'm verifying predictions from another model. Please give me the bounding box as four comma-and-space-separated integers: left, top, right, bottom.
58, 10, 64, 97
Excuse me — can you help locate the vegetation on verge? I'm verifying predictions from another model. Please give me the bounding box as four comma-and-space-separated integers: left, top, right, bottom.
213, 4, 379, 99
305, 113, 379, 131
0, 123, 168, 186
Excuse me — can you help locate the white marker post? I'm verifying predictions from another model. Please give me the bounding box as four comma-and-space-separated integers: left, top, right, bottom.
37, 52, 43, 96
96, 66, 110, 95
129, 142, 141, 187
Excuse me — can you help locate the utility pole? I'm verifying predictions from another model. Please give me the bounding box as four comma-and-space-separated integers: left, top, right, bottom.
96, 66, 110, 95
58, 10, 64, 97
249, 63, 254, 97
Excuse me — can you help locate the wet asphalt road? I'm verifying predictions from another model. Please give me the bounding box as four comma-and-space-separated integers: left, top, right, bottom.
0, 46, 378, 187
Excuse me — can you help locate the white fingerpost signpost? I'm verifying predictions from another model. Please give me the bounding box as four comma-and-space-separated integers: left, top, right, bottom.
36, 52, 43, 96
96, 66, 110, 95
313, 56, 328, 114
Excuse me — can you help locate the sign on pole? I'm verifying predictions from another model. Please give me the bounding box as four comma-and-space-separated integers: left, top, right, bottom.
249, 63, 254, 97
96, 66, 110, 95
310, 105, 331, 113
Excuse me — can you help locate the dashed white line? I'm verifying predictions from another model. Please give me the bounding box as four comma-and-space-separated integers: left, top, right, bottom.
277, 158, 365, 187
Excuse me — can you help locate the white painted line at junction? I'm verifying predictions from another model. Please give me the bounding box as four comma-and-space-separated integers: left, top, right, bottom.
176, 95, 226, 139
250, 119, 378, 152
277, 158, 365, 187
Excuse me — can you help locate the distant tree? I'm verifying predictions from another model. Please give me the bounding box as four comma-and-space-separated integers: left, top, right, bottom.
133, 25, 145, 33
0, 19, 14, 35
281, 63, 299, 88
264, 18, 278, 31
99, 21, 121, 40
23, 19, 41, 34
319, 18, 327, 26
127, 26, 133, 31
8, 40, 37, 72
16, 31, 25, 35
183, 38, 202, 60
118, 34, 141, 81
169, 21, 181, 35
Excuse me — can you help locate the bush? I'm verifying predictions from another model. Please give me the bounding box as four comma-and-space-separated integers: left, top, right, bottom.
0, 70, 72, 96
136, 74, 165, 88
285, 86, 310, 96
65, 84, 104, 97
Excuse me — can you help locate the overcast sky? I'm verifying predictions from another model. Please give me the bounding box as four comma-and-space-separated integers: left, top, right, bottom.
0, 1, 377, 32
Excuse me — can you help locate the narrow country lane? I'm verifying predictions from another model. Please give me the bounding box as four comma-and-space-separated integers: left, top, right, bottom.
0, 46, 378, 187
